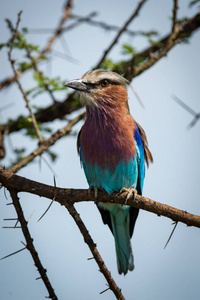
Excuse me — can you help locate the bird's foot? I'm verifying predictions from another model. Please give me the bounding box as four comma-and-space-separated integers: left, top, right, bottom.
119, 188, 137, 205
88, 186, 98, 203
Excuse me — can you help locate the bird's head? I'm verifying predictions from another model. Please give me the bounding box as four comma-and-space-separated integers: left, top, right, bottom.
65, 69, 129, 109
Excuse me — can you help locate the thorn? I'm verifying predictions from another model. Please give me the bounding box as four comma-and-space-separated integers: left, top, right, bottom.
41, 154, 57, 176
21, 241, 26, 247
164, 221, 178, 249
53, 174, 56, 188
87, 257, 94, 260
129, 84, 145, 109
1, 246, 26, 260
37, 200, 54, 222
172, 95, 197, 117
2, 226, 21, 229
4, 187, 8, 200
14, 220, 19, 227
27, 210, 36, 222
100, 285, 110, 294
38, 175, 56, 222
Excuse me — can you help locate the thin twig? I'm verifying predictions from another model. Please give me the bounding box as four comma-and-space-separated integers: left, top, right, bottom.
26, 48, 57, 104
1, 167, 200, 229
0, 1, 73, 92
172, 0, 178, 33
7, 112, 85, 173
7, 11, 43, 142
96, 0, 148, 68
8, 189, 58, 300
0, 131, 5, 159
28, 12, 155, 38
69, 13, 153, 37
0, 92, 82, 135
36, 0, 73, 60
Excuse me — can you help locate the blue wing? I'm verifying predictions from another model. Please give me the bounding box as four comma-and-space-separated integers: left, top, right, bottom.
134, 124, 145, 195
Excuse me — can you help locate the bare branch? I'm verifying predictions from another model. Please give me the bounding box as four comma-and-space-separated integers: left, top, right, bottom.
28, 12, 97, 34
0, 75, 17, 90
8, 11, 43, 142
1, 167, 200, 229
0, 132, 5, 159
172, 0, 179, 33
66, 204, 125, 300
28, 12, 156, 38
35, 0, 73, 60
96, 0, 147, 68
8, 189, 58, 300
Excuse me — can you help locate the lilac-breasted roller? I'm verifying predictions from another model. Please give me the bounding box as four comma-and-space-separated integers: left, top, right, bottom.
65, 70, 153, 275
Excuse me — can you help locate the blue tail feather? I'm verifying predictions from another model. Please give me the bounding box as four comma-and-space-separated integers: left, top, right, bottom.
110, 214, 134, 274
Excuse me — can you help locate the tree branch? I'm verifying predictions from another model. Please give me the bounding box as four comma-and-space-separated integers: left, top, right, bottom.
0, 0, 73, 92
0, 92, 82, 135
1, 167, 200, 228
29, 12, 154, 38
7, 112, 85, 173
172, 0, 178, 33
8, 11, 43, 143
1, 11, 199, 136
66, 203, 125, 300
96, 0, 148, 68
125, 11, 200, 80
35, 0, 73, 60
8, 189, 58, 300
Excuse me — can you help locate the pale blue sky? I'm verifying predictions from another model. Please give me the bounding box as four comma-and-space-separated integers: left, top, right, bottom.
0, 1, 200, 299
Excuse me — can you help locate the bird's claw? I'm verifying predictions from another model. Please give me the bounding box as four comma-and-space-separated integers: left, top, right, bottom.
119, 188, 137, 205
88, 187, 98, 203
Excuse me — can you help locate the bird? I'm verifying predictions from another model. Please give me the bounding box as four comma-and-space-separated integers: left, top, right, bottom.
65, 69, 153, 275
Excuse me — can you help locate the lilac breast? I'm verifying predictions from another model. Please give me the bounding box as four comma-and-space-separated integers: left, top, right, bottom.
80, 106, 136, 170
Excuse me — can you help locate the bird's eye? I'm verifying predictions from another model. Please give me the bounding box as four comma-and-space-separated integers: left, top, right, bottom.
101, 79, 109, 87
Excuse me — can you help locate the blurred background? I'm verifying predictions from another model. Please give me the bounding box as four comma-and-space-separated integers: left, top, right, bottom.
0, 0, 200, 299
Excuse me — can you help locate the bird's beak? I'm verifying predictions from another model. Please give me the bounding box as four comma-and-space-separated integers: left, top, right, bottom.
64, 79, 87, 92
